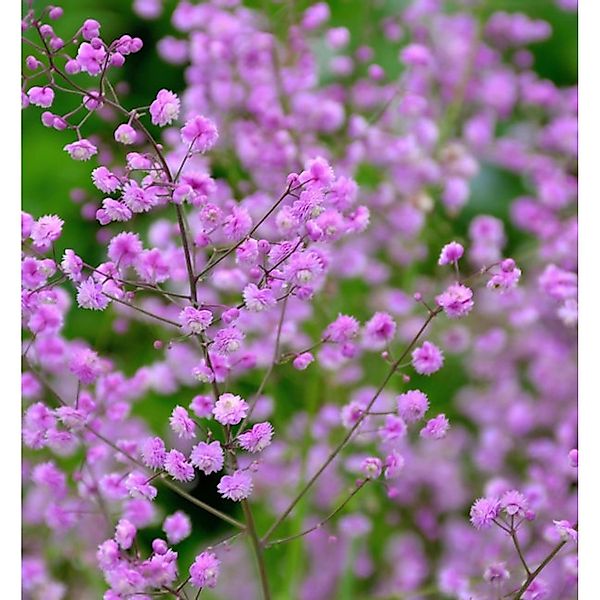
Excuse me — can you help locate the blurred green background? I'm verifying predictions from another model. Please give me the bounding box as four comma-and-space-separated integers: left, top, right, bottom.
22, 1, 576, 598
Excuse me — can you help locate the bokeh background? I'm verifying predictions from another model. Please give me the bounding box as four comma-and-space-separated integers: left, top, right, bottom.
22, 1, 577, 597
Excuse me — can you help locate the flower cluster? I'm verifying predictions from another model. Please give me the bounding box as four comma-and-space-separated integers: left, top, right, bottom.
21, 0, 577, 599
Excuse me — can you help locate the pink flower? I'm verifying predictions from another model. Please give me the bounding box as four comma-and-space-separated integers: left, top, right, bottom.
190, 441, 224, 475
169, 406, 196, 439
293, 352, 314, 370
150, 89, 180, 126
487, 258, 522, 290
180, 115, 218, 152
92, 167, 121, 193
163, 511, 191, 544
384, 450, 405, 479
64, 139, 98, 161
122, 181, 158, 213
217, 470, 253, 501
141, 437, 167, 470
213, 327, 244, 355
363, 312, 396, 348
379, 414, 407, 441
164, 449, 195, 482
212, 393, 248, 426
470, 497, 500, 529
190, 395, 213, 419
361, 457, 382, 479
420, 414, 450, 439
61, 249, 84, 282
438, 241, 464, 265
484, 563, 510, 584
108, 232, 143, 266
178, 307, 213, 334
96, 199, 132, 225
436, 284, 474, 318
324, 314, 360, 343
27, 86, 55, 108
30, 215, 63, 251
238, 422, 274, 453
553, 520, 577, 543
189, 551, 220, 589
223, 207, 252, 241
115, 518, 136, 549
125, 472, 157, 501
114, 123, 136, 144
76, 41, 106, 75
69, 348, 102, 384
500, 490, 528, 517
397, 390, 429, 423
76, 277, 110, 311
411, 341, 444, 375
243, 284, 276, 312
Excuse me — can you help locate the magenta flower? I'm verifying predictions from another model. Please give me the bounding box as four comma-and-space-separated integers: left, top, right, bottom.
169, 406, 196, 439
420, 414, 450, 439
324, 314, 360, 343
150, 89, 180, 126
114, 123, 137, 145
76, 278, 110, 311
217, 470, 253, 501
438, 241, 464, 265
189, 551, 220, 589
27, 86, 54, 108
163, 511, 191, 544
92, 167, 121, 193
470, 497, 500, 529
125, 472, 157, 501
180, 115, 218, 152
189, 395, 213, 419
397, 390, 429, 423
76, 41, 106, 75
361, 457, 383, 479
553, 520, 577, 543
500, 490, 528, 517
64, 139, 98, 161
238, 422, 274, 453
384, 450, 405, 480
212, 393, 248, 426
363, 312, 397, 348
114, 518, 136, 549
213, 327, 244, 355
30, 215, 63, 251
190, 441, 224, 475
164, 450, 195, 482
436, 284, 474, 318
178, 307, 213, 335
411, 341, 444, 375
243, 284, 276, 312
141, 437, 167, 470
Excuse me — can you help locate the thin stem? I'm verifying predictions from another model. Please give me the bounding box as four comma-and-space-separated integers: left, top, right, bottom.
241, 500, 272, 600
511, 528, 575, 599
510, 517, 531, 576
103, 293, 181, 328
261, 308, 441, 543
238, 293, 290, 434
266, 480, 369, 547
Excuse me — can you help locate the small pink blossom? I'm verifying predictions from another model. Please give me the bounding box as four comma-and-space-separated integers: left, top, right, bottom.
150, 89, 180, 126
238, 422, 274, 453
411, 341, 444, 375
180, 115, 218, 152
217, 470, 253, 501
212, 393, 248, 426
64, 139, 98, 161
